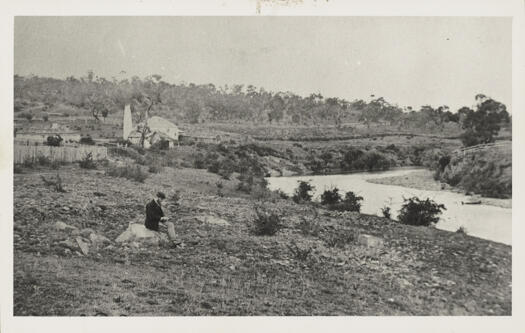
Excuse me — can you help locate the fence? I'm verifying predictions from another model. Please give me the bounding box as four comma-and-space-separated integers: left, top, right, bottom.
452, 141, 511, 156
14, 145, 108, 164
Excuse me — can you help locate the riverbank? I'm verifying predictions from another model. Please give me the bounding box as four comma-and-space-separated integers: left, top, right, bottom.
13, 163, 511, 315
367, 169, 512, 209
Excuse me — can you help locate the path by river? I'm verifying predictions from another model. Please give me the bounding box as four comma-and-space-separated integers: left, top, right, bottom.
267, 168, 511, 245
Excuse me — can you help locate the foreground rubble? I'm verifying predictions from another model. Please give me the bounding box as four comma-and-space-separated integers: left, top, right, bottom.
13, 165, 511, 315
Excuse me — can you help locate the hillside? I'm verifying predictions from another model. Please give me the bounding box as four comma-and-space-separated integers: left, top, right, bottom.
14, 162, 511, 315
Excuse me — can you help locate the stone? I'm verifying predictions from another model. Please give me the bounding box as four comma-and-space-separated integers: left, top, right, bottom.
115, 223, 169, 244
55, 221, 77, 231
80, 228, 95, 237
76, 237, 90, 255
89, 233, 111, 244
357, 234, 384, 248
58, 239, 77, 250
195, 215, 230, 226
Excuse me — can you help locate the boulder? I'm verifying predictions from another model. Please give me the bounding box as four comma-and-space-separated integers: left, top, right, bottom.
76, 237, 90, 255
54, 221, 77, 231
357, 234, 384, 248
89, 233, 111, 244
195, 215, 230, 226
115, 223, 169, 244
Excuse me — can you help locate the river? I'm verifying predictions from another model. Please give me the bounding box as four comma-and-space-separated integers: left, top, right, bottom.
266, 168, 511, 245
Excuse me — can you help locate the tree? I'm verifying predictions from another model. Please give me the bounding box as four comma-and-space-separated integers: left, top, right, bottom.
460, 95, 507, 146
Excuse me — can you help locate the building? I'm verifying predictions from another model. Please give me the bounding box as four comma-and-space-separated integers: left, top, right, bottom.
123, 108, 182, 148
15, 123, 81, 145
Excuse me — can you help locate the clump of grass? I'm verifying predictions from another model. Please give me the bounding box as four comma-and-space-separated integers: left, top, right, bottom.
79, 152, 97, 169
298, 208, 321, 236
287, 242, 313, 261
381, 206, 392, 219
41, 173, 66, 192
148, 164, 162, 173
106, 164, 149, 183
456, 226, 468, 235
323, 230, 355, 249
252, 205, 283, 236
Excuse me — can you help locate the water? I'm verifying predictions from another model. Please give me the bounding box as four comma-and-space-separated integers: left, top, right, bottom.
267, 169, 511, 245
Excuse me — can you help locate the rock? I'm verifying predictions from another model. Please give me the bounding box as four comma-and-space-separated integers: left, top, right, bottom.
76, 237, 90, 255
195, 215, 230, 226
80, 228, 95, 237
58, 239, 77, 250
115, 223, 169, 244
357, 234, 384, 248
55, 221, 77, 231
89, 233, 111, 244
62, 206, 70, 211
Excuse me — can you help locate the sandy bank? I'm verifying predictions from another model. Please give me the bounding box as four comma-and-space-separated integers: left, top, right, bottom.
367, 169, 512, 209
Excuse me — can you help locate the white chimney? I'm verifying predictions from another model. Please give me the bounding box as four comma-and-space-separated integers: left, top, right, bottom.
123, 104, 132, 140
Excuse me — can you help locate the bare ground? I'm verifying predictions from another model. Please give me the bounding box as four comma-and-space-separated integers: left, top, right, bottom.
13, 165, 511, 316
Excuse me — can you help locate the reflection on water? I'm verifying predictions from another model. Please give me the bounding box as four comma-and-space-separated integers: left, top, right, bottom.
267, 169, 511, 245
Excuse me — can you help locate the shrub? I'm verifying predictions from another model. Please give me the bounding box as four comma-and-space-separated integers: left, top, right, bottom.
292, 180, 315, 203
79, 152, 97, 169
287, 242, 313, 261
274, 189, 289, 200
381, 206, 392, 219
320, 187, 342, 205
329, 191, 363, 212
398, 197, 446, 226
106, 164, 149, 183
298, 208, 321, 236
80, 136, 95, 145
46, 135, 63, 147
41, 173, 66, 192
148, 164, 162, 173
252, 206, 282, 236
323, 230, 355, 248
456, 226, 468, 235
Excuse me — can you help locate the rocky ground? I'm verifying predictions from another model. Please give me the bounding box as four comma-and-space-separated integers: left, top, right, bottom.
13, 163, 511, 316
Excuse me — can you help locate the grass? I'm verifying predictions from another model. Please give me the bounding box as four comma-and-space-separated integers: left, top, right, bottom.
106, 164, 149, 183
12, 139, 511, 316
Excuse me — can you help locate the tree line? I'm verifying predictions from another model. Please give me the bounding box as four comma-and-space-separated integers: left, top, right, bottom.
14, 73, 510, 145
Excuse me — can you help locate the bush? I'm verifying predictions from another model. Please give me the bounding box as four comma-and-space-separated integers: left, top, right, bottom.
323, 230, 355, 248
148, 164, 162, 173
79, 136, 95, 145
329, 191, 363, 212
298, 208, 321, 236
292, 180, 315, 203
41, 173, 66, 192
381, 206, 392, 219
287, 242, 313, 261
252, 206, 282, 236
79, 152, 97, 169
46, 135, 63, 146
106, 164, 149, 182
398, 197, 446, 226
320, 187, 342, 205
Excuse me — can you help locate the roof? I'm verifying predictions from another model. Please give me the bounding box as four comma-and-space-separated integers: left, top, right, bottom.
147, 116, 179, 130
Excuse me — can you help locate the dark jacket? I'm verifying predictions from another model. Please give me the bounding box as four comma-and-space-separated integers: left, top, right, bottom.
145, 199, 164, 231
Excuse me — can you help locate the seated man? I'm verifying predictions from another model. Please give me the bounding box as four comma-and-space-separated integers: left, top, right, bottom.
145, 191, 180, 245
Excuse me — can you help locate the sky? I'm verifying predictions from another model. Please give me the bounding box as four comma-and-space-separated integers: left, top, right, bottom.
14, 16, 512, 112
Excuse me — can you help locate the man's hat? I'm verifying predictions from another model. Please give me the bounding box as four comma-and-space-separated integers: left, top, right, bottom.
156, 191, 166, 199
